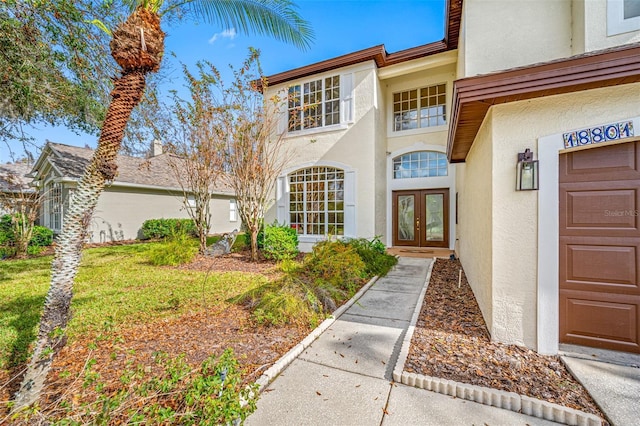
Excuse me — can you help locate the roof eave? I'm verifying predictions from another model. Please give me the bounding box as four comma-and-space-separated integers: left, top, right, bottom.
447, 42, 640, 162
263, 0, 462, 88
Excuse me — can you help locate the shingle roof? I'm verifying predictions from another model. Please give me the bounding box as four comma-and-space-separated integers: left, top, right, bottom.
0, 162, 33, 192
44, 143, 233, 194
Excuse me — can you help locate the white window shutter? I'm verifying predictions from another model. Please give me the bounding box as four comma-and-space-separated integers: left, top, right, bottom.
340, 73, 354, 124
276, 175, 287, 223
276, 88, 288, 135
344, 170, 356, 237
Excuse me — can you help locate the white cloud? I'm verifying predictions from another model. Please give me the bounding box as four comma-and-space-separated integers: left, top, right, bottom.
208, 28, 237, 44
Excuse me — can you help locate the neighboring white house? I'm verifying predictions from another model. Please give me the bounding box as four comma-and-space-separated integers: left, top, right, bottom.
28, 142, 239, 242
264, 0, 640, 356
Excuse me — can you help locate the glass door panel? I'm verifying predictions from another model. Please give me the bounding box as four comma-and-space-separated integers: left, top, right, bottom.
425, 194, 444, 242
398, 195, 415, 241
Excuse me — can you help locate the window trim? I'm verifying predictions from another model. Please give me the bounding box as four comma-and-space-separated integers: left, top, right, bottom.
607, 0, 640, 36
229, 199, 238, 222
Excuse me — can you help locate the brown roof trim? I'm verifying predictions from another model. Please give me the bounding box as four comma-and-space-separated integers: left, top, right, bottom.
264, 0, 462, 87
447, 42, 640, 162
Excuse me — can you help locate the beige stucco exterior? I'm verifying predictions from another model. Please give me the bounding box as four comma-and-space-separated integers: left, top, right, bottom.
456, 82, 640, 349
269, 55, 459, 251
87, 186, 238, 242
266, 0, 640, 353
459, 0, 572, 77
579, 0, 640, 53
459, 0, 640, 78
455, 110, 493, 335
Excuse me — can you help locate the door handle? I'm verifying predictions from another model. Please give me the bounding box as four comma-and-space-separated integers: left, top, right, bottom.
416, 217, 420, 231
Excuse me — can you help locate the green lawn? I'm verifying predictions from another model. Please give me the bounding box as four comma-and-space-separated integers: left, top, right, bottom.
0, 242, 268, 369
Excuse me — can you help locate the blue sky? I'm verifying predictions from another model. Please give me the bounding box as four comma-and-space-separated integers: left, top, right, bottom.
1, 0, 446, 162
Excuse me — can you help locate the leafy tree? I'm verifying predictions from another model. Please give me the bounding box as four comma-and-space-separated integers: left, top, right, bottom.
222, 50, 292, 261
11, 0, 312, 412
0, 169, 47, 258
0, 1, 117, 152
159, 62, 227, 254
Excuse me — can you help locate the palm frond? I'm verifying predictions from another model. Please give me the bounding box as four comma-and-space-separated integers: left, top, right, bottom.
166, 0, 313, 50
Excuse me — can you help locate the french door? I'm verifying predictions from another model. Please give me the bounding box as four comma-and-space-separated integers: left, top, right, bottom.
392, 189, 449, 248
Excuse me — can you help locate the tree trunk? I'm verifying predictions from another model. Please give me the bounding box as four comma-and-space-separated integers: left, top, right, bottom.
199, 227, 207, 254
11, 70, 147, 412
250, 228, 258, 262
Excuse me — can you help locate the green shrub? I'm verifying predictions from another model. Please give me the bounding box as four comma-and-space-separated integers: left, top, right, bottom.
0, 214, 11, 245
18, 346, 259, 424
236, 275, 322, 327
305, 240, 366, 294
29, 225, 53, 247
346, 237, 398, 277
262, 222, 299, 260
148, 232, 198, 266
141, 218, 197, 239
233, 238, 395, 328
0, 215, 53, 258
0, 246, 16, 259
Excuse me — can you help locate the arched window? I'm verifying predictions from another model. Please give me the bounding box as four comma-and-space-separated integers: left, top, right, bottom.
289, 167, 344, 235
393, 151, 448, 179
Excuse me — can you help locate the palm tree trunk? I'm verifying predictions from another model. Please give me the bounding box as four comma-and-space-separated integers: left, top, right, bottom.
12, 70, 147, 411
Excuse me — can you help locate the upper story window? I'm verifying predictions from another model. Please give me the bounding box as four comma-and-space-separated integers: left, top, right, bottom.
288, 76, 341, 131
393, 151, 448, 179
608, 0, 640, 36
393, 83, 446, 132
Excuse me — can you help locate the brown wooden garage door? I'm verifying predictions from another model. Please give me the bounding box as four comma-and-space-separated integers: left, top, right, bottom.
559, 141, 640, 354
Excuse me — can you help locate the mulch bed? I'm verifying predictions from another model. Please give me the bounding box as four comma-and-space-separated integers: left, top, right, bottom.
405, 258, 606, 421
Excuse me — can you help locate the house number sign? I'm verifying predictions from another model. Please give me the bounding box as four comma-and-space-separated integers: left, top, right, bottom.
563, 121, 634, 149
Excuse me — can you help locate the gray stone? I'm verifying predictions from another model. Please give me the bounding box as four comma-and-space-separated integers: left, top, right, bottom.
205, 229, 238, 257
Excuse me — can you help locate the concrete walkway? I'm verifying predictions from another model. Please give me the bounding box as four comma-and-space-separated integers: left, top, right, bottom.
560, 345, 640, 426
246, 257, 556, 426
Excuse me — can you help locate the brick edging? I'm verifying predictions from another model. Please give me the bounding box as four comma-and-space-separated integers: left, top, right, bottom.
392, 258, 603, 426
254, 275, 379, 392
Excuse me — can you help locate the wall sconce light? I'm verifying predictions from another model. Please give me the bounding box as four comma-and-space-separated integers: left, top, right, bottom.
516, 148, 539, 191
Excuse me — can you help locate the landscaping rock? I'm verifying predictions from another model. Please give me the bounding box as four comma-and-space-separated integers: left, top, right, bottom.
205, 230, 238, 257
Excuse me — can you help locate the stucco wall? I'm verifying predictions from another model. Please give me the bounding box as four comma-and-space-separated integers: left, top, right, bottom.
456, 110, 493, 333
461, 0, 572, 77
374, 73, 387, 240
383, 64, 458, 248
471, 82, 640, 349
89, 186, 237, 242
582, 0, 640, 52
268, 62, 380, 250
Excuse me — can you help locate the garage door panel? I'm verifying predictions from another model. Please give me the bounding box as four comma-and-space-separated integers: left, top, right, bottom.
560, 243, 638, 289
560, 141, 640, 183
560, 291, 639, 351
560, 141, 640, 353
561, 189, 637, 231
